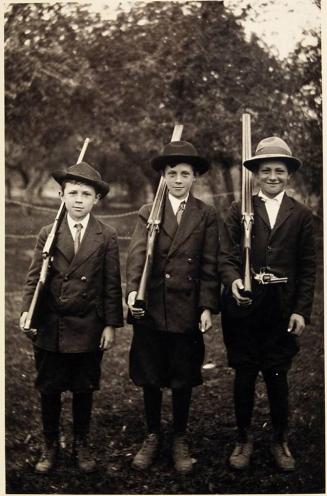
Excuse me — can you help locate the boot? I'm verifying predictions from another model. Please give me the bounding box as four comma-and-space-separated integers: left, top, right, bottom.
229, 430, 253, 470
172, 435, 193, 474
73, 435, 97, 473
35, 438, 59, 474
271, 441, 295, 471
132, 433, 160, 471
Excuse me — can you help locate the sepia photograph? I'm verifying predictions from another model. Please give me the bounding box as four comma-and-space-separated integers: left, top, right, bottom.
4, 0, 324, 493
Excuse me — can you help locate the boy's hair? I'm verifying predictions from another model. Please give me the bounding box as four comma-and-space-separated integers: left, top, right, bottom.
61, 179, 101, 195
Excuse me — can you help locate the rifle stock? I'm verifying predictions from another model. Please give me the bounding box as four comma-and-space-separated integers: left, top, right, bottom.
241, 113, 253, 296
24, 138, 90, 330
135, 124, 183, 309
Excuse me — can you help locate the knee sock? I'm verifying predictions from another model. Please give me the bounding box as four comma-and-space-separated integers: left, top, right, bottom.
172, 387, 192, 435
72, 392, 93, 438
234, 367, 259, 440
143, 386, 162, 433
40, 392, 61, 442
263, 368, 289, 441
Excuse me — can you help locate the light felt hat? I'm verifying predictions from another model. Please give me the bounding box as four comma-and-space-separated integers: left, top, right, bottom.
243, 136, 302, 172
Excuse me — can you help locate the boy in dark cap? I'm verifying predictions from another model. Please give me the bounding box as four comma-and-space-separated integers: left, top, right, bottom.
126, 141, 220, 474
19, 162, 124, 474
219, 137, 316, 471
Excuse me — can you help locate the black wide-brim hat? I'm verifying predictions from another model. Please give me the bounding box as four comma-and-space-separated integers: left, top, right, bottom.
52, 162, 110, 198
151, 141, 210, 175
243, 136, 302, 172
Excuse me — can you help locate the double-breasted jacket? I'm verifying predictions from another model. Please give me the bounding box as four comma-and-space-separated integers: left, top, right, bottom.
126, 193, 220, 334
22, 214, 124, 353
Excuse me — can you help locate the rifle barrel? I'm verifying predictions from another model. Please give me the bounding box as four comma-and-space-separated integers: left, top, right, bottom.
24, 137, 91, 330
135, 123, 183, 309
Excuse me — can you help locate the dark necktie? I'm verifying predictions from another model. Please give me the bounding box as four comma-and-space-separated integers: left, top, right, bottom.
176, 201, 186, 225
74, 223, 83, 254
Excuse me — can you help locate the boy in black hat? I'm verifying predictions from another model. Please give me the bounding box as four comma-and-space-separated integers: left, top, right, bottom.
219, 137, 316, 471
126, 141, 220, 474
19, 162, 124, 473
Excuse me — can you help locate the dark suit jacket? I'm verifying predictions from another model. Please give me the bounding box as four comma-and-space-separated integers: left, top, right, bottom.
126, 193, 220, 334
22, 214, 124, 353
219, 194, 316, 322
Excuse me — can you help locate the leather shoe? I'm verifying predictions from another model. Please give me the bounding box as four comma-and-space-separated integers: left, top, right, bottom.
132, 433, 160, 471
271, 441, 295, 471
35, 439, 59, 474
172, 435, 193, 474
229, 440, 253, 470
73, 436, 97, 473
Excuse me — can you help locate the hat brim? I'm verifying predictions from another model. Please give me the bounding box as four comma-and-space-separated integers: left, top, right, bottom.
151, 154, 210, 175
52, 171, 110, 198
243, 154, 302, 172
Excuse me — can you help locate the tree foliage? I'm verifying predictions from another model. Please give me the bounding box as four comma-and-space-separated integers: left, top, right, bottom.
5, 2, 322, 207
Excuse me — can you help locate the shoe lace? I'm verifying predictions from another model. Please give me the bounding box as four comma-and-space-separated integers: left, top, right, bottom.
241, 441, 253, 456
141, 434, 158, 453
175, 438, 190, 458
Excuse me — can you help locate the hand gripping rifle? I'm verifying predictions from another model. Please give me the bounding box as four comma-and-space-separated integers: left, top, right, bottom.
241, 114, 287, 292
23, 138, 91, 330
135, 123, 184, 309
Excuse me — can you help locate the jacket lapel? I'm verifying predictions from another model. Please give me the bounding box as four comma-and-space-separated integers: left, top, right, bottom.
270, 193, 294, 238
168, 194, 204, 257
161, 195, 178, 240
67, 215, 103, 274
253, 195, 270, 228
56, 216, 75, 263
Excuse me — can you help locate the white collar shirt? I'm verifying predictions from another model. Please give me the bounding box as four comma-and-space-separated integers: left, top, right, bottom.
258, 190, 285, 229
67, 213, 90, 242
168, 193, 189, 215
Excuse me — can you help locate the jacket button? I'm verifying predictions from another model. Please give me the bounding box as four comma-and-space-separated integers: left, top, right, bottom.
267, 245, 272, 251
165, 273, 171, 279
64, 275, 69, 281
82, 292, 87, 298
81, 276, 87, 282
187, 258, 192, 263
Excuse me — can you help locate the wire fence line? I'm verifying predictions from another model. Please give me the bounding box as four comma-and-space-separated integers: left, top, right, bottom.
6, 192, 235, 216
6, 233, 132, 240
6, 199, 140, 218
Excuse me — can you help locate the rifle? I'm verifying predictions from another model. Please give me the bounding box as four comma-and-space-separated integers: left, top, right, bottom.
241, 114, 288, 291
135, 123, 184, 309
23, 138, 91, 330
241, 113, 254, 296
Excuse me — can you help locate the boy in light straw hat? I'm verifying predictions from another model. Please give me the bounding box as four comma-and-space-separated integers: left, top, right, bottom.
219, 136, 316, 471
20, 162, 124, 474
126, 140, 220, 474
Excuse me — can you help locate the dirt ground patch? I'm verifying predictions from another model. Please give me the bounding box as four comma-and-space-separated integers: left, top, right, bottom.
5, 204, 325, 494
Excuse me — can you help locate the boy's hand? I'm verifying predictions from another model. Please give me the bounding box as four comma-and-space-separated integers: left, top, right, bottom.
199, 309, 212, 334
287, 313, 305, 336
231, 279, 252, 306
19, 312, 37, 340
100, 326, 116, 350
128, 291, 145, 319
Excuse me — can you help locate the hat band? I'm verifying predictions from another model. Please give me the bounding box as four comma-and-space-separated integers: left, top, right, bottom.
256, 145, 291, 157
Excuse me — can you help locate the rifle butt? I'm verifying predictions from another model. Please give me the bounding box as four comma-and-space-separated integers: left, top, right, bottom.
24, 280, 44, 330
242, 248, 252, 296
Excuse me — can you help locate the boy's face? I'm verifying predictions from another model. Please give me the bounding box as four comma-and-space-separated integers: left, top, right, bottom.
60, 181, 99, 221
164, 163, 195, 199
255, 160, 291, 198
